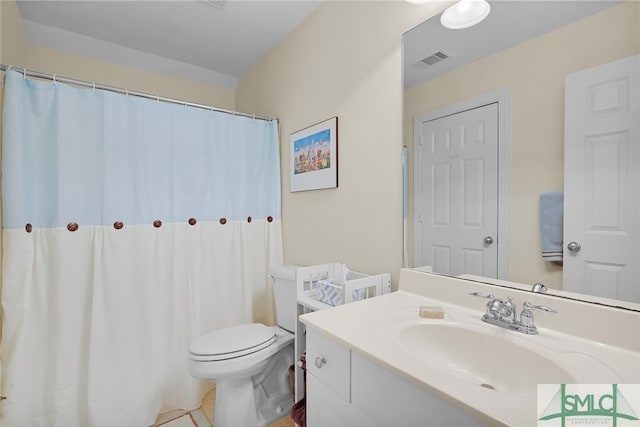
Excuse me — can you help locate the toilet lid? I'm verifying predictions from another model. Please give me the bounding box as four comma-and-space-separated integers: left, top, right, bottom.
190, 323, 276, 361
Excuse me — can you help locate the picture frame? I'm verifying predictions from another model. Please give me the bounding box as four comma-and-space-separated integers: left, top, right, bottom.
290, 117, 338, 192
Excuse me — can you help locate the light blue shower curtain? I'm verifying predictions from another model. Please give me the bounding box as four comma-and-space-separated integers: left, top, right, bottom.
1, 70, 283, 427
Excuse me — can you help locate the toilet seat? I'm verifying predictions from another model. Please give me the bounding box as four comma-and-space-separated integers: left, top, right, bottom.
189, 323, 276, 362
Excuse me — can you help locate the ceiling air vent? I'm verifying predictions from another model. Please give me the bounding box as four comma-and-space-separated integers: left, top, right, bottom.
200, 0, 229, 10
412, 51, 452, 68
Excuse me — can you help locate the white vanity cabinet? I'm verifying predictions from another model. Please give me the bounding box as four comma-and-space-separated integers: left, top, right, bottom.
306, 327, 489, 427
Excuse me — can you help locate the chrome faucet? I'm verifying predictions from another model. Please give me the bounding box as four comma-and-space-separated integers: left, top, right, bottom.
531, 282, 548, 293
499, 297, 517, 323
469, 292, 556, 335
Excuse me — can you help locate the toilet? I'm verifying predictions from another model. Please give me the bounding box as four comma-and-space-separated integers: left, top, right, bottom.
189, 265, 298, 427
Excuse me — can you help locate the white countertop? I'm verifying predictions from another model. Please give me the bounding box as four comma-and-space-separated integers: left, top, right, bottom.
299, 269, 640, 427
301, 290, 527, 426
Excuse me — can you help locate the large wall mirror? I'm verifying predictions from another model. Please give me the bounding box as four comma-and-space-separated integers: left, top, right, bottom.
403, 0, 640, 309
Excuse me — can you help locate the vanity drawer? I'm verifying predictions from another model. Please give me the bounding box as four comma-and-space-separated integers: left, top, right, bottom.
306, 327, 351, 402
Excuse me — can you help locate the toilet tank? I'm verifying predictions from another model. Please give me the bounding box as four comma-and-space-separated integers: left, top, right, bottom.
269, 265, 299, 333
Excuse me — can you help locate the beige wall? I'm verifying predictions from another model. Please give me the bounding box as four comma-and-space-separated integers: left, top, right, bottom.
23, 45, 236, 109
236, 1, 445, 286
404, 1, 640, 290
0, 0, 235, 110
0, 0, 27, 66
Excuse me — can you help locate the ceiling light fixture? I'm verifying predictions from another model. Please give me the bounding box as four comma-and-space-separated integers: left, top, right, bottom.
440, 0, 491, 29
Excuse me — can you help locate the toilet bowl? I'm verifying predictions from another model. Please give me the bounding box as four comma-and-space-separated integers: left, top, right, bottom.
188, 266, 298, 427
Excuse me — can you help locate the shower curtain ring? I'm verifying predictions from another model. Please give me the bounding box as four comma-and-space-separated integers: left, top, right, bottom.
53, 74, 57, 85
92, 82, 96, 91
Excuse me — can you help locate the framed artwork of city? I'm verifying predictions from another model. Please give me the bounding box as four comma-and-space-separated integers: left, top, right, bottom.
290, 117, 338, 192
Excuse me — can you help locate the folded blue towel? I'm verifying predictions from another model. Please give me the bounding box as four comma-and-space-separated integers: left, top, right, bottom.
539, 192, 564, 261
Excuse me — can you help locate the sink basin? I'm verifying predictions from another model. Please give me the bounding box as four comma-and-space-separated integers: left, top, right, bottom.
398, 322, 575, 398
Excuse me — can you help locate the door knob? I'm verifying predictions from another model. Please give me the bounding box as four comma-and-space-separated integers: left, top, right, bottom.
314, 357, 326, 369
484, 236, 494, 245
567, 241, 581, 252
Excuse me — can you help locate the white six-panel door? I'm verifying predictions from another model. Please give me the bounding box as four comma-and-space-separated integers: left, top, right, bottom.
564, 55, 640, 303
414, 103, 499, 277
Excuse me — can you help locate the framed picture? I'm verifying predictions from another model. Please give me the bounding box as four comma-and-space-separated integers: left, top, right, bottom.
290, 117, 338, 192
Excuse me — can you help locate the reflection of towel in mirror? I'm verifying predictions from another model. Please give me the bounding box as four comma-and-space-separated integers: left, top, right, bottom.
539, 192, 564, 261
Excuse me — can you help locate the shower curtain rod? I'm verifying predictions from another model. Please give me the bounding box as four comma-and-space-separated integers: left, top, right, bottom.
0, 64, 275, 122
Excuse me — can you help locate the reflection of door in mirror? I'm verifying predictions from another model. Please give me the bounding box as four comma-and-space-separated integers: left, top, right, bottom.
414, 103, 498, 278
411, 89, 510, 280
404, 1, 638, 302
564, 54, 640, 303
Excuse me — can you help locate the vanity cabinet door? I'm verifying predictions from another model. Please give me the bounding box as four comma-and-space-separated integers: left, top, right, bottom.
306, 328, 350, 401
306, 328, 384, 427
307, 374, 357, 427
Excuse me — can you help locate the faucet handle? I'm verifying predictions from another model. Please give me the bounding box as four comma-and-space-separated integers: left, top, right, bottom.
469, 291, 494, 300
523, 301, 557, 313
470, 292, 501, 319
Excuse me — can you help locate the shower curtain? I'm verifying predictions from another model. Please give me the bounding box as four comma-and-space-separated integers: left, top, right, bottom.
0, 70, 283, 427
